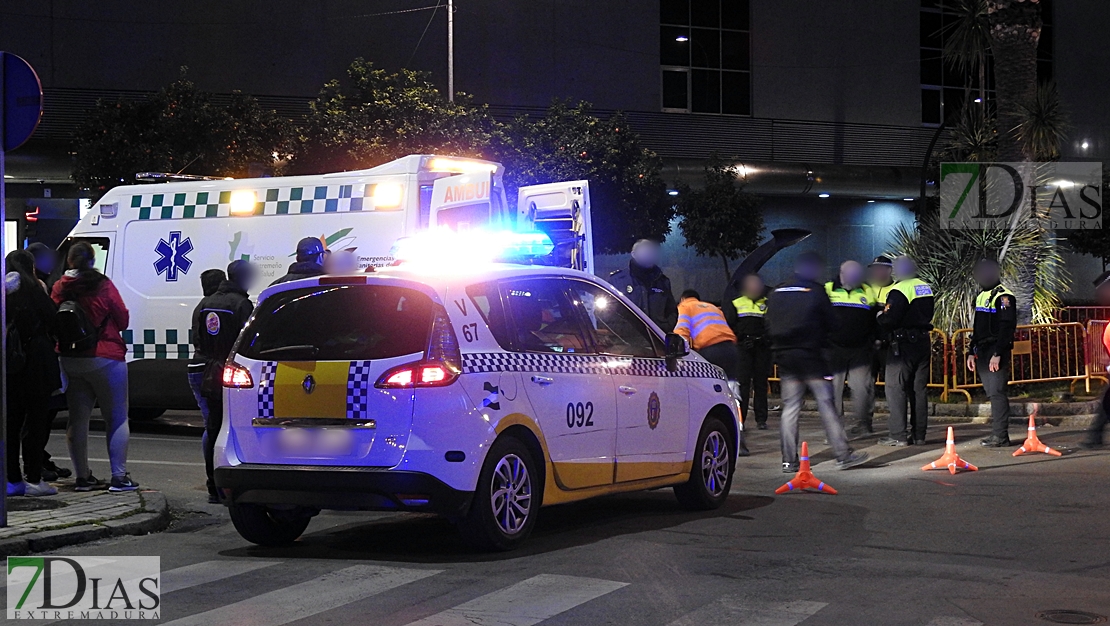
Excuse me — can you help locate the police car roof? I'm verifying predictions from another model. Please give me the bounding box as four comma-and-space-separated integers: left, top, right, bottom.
257, 263, 598, 304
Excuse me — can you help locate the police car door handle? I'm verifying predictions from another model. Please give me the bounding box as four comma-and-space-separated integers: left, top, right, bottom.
618, 385, 637, 395
531, 375, 555, 386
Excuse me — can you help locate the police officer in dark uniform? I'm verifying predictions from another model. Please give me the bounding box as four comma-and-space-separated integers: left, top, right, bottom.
608, 239, 678, 331
193, 260, 257, 502
724, 273, 771, 429
877, 256, 935, 446
825, 260, 878, 435
967, 258, 1017, 447
272, 237, 328, 285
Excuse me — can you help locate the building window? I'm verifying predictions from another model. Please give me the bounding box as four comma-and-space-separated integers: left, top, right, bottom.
661, 0, 751, 115
919, 0, 1053, 126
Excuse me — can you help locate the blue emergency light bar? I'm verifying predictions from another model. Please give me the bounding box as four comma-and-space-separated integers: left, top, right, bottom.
391, 230, 556, 267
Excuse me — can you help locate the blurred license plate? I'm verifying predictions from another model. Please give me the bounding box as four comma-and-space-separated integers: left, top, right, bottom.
277, 428, 354, 456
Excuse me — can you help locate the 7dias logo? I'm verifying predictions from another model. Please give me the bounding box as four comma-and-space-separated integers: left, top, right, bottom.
7, 556, 160, 620
940, 162, 1103, 230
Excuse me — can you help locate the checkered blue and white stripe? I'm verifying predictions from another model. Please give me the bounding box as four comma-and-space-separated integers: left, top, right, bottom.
346, 361, 374, 419
461, 352, 725, 380
257, 361, 277, 419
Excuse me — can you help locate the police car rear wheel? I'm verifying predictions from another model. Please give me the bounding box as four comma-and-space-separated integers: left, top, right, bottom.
458, 437, 540, 551
674, 418, 733, 510
228, 503, 312, 546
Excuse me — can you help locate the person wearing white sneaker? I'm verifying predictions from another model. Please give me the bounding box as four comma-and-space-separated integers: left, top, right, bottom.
23, 480, 57, 497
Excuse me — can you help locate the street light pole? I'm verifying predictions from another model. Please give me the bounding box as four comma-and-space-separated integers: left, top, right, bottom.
447, 0, 454, 102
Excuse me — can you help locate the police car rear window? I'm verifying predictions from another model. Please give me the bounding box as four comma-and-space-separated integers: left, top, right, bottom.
237, 285, 433, 361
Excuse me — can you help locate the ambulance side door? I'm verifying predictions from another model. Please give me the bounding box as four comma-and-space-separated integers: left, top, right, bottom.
566, 279, 690, 483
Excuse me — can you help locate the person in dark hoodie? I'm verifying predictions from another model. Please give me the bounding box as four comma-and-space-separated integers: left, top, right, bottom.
607, 239, 678, 331
188, 268, 227, 483
271, 237, 327, 285
27, 242, 58, 292
193, 260, 257, 502
5, 250, 62, 496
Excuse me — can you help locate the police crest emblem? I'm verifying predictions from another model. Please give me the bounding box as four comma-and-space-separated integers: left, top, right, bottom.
647, 392, 661, 430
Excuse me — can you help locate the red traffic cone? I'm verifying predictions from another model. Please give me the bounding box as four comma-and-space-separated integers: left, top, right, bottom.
775, 442, 837, 494
922, 426, 978, 474
1013, 404, 1061, 457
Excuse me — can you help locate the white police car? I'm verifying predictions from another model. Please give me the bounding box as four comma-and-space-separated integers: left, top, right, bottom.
213, 235, 741, 550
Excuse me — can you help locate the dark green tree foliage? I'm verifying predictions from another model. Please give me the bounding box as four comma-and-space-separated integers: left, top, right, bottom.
495, 101, 673, 254
72, 75, 294, 200
673, 157, 764, 280
292, 59, 495, 174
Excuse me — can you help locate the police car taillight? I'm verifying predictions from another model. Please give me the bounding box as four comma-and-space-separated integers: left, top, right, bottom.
222, 361, 254, 388
375, 363, 456, 388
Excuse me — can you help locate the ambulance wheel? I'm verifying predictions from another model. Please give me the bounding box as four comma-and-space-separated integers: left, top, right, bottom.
674, 418, 733, 510
458, 436, 540, 551
229, 503, 312, 546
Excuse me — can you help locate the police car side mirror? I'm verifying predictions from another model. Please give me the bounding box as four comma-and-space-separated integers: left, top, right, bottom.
664, 333, 688, 371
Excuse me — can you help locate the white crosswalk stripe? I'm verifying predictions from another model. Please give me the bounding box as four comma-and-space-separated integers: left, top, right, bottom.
404, 573, 628, 626
160, 564, 441, 626
666, 597, 828, 626
927, 618, 984, 626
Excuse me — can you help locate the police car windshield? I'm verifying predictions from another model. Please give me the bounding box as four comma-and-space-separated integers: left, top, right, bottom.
238, 285, 434, 361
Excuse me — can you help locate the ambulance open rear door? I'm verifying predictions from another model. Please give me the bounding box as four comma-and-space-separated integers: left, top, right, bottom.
517, 181, 593, 274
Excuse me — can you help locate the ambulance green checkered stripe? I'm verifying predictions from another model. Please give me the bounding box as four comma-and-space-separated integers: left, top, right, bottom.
132, 184, 372, 220
123, 328, 193, 359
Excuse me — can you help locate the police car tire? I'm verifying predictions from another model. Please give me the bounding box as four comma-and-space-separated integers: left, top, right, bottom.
458, 436, 541, 551
228, 503, 312, 546
674, 418, 733, 510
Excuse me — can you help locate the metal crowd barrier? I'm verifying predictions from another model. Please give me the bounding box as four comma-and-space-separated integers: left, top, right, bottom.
1086, 319, 1108, 388
949, 323, 1091, 396
1057, 306, 1110, 324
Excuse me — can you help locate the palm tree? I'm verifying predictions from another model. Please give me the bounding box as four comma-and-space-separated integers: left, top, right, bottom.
985, 0, 1043, 161
943, 0, 992, 110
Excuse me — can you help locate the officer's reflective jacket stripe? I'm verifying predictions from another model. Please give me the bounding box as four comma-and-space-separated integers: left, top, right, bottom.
729, 295, 767, 337
971, 283, 1017, 359
878, 277, 935, 334
675, 299, 736, 350
866, 283, 894, 305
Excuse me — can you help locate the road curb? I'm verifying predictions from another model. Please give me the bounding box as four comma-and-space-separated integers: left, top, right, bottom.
0, 490, 171, 557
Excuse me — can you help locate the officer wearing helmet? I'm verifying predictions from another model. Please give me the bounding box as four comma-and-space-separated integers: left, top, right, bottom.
272, 237, 329, 285
607, 239, 678, 330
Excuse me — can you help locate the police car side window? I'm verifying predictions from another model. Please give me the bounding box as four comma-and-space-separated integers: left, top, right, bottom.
500, 279, 590, 354
570, 281, 661, 358
465, 282, 513, 350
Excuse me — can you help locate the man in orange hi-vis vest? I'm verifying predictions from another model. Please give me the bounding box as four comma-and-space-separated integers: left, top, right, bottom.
674, 289, 739, 381
1081, 270, 1110, 448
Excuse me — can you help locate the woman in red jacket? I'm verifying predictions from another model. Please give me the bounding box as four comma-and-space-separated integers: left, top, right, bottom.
51, 242, 138, 492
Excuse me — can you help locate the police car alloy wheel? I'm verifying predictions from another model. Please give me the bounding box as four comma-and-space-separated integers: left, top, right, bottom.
228, 503, 314, 547
673, 418, 734, 510
459, 436, 542, 551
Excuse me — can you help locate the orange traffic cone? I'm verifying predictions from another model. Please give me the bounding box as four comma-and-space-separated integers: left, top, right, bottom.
1013, 405, 1061, 457
922, 426, 978, 475
775, 442, 837, 494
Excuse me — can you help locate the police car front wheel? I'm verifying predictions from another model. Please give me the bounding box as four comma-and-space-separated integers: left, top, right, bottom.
458, 436, 541, 551
228, 503, 314, 546
674, 418, 733, 510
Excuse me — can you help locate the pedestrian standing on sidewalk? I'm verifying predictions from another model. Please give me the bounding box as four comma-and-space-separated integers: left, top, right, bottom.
51, 241, 137, 492
967, 258, 1017, 447
877, 256, 935, 446
825, 260, 879, 436
766, 252, 869, 473
5, 251, 62, 496
193, 260, 257, 502
1080, 271, 1110, 449
724, 273, 772, 430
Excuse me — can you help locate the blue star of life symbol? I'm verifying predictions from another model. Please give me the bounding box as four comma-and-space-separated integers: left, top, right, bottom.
154, 231, 194, 282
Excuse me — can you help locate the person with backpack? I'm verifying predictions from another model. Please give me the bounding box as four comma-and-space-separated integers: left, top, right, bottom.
50, 242, 137, 492
192, 260, 256, 502
188, 268, 227, 469
5, 251, 62, 497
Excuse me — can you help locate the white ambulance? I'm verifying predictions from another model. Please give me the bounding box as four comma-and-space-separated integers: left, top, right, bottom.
60, 155, 593, 417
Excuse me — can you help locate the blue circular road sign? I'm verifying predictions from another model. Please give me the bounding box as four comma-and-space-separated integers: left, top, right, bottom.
3, 52, 44, 151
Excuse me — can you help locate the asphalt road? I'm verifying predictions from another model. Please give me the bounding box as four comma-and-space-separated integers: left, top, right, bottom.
24, 412, 1110, 626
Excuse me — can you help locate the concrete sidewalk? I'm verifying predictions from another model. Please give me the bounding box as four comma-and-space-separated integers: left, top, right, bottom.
0, 489, 169, 556
784, 398, 1099, 427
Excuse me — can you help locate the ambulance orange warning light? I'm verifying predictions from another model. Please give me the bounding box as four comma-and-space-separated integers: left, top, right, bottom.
775, 442, 838, 495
